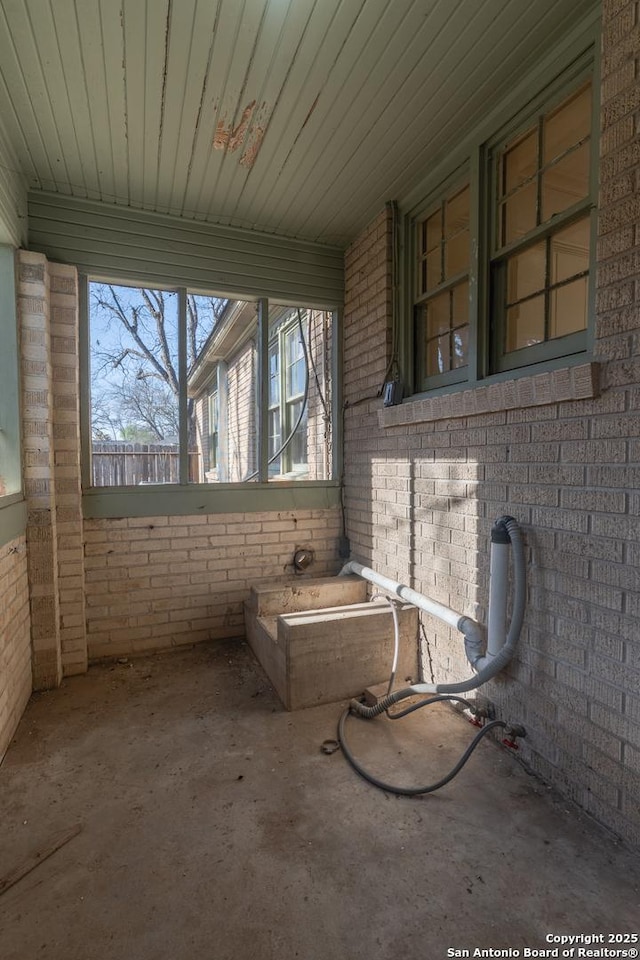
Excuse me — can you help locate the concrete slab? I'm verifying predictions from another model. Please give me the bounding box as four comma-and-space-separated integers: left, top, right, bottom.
0, 640, 638, 960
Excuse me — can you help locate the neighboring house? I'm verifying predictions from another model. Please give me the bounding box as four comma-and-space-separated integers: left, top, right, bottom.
188, 301, 333, 483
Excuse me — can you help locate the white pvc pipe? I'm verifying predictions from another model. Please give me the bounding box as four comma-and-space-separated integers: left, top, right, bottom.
339, 561, 464, 631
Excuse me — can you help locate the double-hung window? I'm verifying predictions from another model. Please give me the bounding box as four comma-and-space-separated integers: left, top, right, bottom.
491, 77, 593, 372
411, 54, 596, 395
415, 182, 471, 390
267, 313, 309, 479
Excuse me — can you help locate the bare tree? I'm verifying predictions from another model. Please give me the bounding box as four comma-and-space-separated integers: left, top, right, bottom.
90, 284, 226, 442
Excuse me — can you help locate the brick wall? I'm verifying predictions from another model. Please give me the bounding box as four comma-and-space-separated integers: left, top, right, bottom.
17, 252, 87, 687
19, 251, 62, 690
83, 509, 342, 660
0, 534, 31, 760
342, 3, 640, 847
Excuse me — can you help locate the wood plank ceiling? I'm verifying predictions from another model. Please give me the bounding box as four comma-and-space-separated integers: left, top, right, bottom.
0, 0, 598, 247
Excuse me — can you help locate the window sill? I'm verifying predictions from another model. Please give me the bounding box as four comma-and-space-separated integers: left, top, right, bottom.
82, 480, 341, 519
379, 361, 600, 428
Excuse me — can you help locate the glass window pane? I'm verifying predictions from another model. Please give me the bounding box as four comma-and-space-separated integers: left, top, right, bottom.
445, 229, 469, 278
452, 281, 469, 326
501, 181, 537, 246
550, 277, 588, 339
268, 343, 279, 406
543, 83, 591, 164
541, 141, 590, 221
551, 217, 590, 285
188, 298, 257, 483
426, 292, 450, 337
270, 304, 332, 481
505, 295, 545, 352
444, 186, 469, 238
268, 408, 281, 476
426, 335, 451, 376
423, 210, 442, 253
90, 283, 180, 486
507, 241, 546, 304
452, 325, 468, 369
502, 129, 537, 195
285, 327, 306, 399
424, 249, 442, 292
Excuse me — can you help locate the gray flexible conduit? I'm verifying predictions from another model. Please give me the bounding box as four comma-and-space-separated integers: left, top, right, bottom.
435, 516, 526, 694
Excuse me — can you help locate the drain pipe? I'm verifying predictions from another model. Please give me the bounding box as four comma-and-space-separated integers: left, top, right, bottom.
340, 516, 526, 715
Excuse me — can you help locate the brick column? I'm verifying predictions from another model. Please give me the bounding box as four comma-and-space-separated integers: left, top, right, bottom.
18, 251, 62, 690
50, 264, 87, 675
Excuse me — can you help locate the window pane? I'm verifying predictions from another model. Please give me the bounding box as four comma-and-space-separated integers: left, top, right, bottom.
445, 229, 469, 278
424, 249, 442, 292
505, 295, 545, 352
444, 186, 469, 237
501, 181, 537, 246
551, 217, 590, 285
426, 292, 450, 336
502, 129, 537, 195
90, 283, 180, 486
423, 209, 442, 253
541, 141, 590, 221
550, 277, 588, 338
452, 325, 468, 369
285, 326, 306, 399
270, 305, 332, 481
268, 408, 281, 476
268, 343, 279, 406
451, 281, 469, 324
427, 335, 451, 376
189, 298, 257, 483
507, 241, 546, 303
543, 83, 591, 165
286, 399, 308, 474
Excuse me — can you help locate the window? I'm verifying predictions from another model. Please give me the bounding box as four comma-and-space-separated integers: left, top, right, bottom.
415, 183, 470, 389
89, 283, 226, 486
87, 283, 334, 490
411, 58, 595, 393
267, 313, 310, 478
492, 80, 592, 371
0, 246, 21, 502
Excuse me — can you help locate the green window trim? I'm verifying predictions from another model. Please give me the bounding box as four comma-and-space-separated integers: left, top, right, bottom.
0, 496, 27, 549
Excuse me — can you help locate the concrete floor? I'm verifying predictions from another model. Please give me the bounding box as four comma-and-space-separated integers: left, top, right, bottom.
1, 640, 638, 960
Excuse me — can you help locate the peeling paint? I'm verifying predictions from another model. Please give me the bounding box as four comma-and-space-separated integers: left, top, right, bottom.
239, 126, 265, 169
213, 101, 256, 152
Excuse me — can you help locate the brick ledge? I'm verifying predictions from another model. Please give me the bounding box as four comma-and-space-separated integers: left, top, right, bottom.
379, 362, 600, 428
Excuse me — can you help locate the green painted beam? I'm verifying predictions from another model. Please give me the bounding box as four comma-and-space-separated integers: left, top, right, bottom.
82, 481, 341, 519
0, 497, 27, 548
